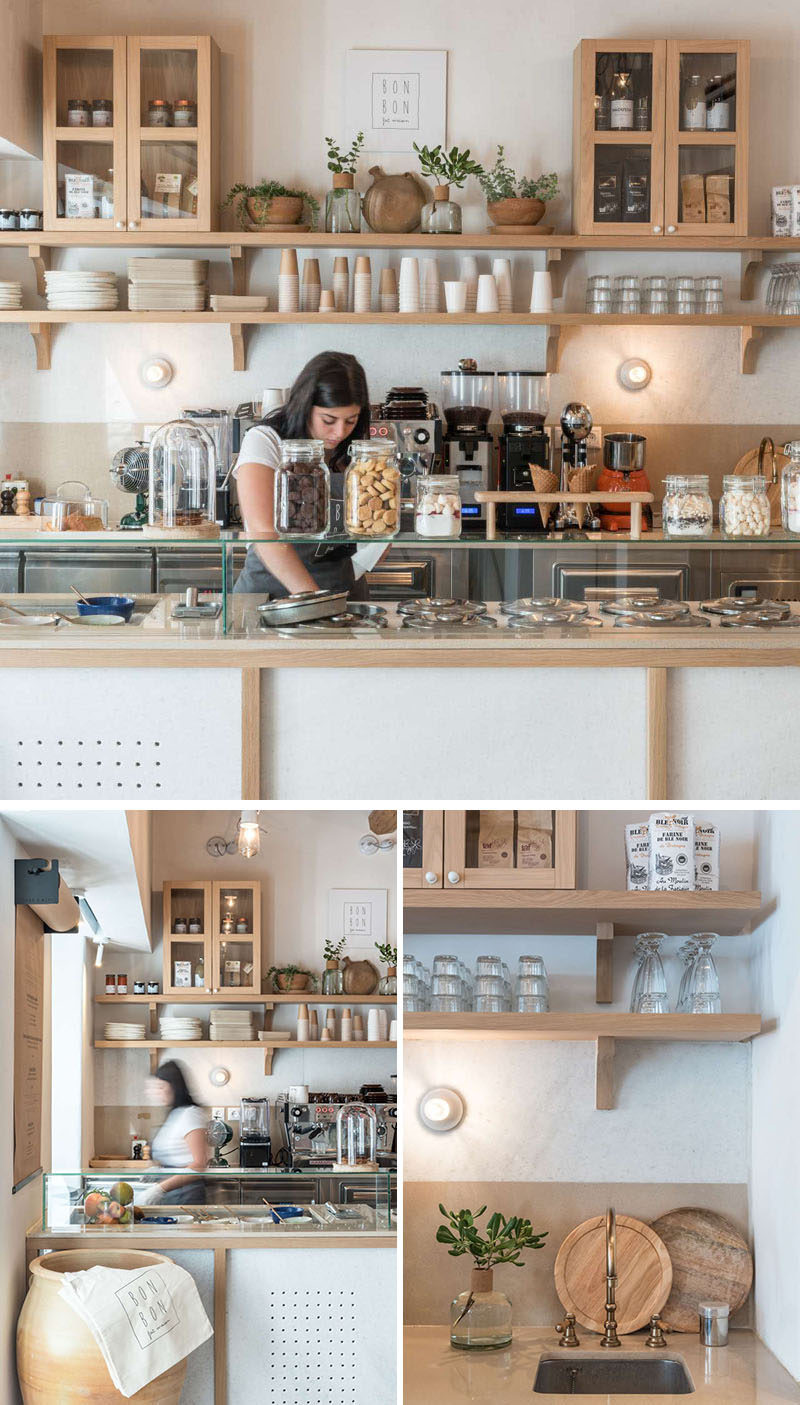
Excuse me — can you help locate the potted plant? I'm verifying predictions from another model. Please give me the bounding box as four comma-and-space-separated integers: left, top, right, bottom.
266, 964, 317, 993
437, 1204, 548, 1350
374, 942, 397, 995
478, 146, 559, 228
223, 179, 319, 231
322, 937, 346, 995
413, 143, 484, 234
323, 132, 365, 233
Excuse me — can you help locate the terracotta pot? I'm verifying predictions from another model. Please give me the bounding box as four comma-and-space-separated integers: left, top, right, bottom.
17, 1250, 187, 1404
275, 971, 310, 991
362, 166, 427, 233
487, 196, 545, 227
341, 956, 379, 995
246, 194, 304, 226
332, 172, 355, 190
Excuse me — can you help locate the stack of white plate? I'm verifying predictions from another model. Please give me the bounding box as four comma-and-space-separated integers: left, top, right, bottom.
159, 1015, 204, 1041
44, 270, 118, 310
0, 281, 23, 309
209, 1008, 255, 1041
128, 258, 208, 311
104, 1022, 147, 1041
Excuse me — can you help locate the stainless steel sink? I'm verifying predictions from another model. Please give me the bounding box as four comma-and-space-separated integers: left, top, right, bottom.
533, 1354, 694, 1394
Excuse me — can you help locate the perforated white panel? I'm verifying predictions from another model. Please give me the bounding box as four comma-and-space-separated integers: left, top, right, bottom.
265, 1287, 358, 1404
0, 668, 241, 798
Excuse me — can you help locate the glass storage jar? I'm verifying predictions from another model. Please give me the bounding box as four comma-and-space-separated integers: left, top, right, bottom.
415, 474, 462, 537
344, 441, 400, 537
91, 98, 113, 127
41, 480, 108, 532
325, 172, 361, 234
450, 1269, 513, 1350
67, 99, 91, 127
334, 1102, 378, 1170
719, 474, 771, 538
147, 420, 219, 537
274, 439, 330, 538
781, 441, 800, 534
173, 98, 197, 127
147, 99, 173, 127
661, 474, 713, 537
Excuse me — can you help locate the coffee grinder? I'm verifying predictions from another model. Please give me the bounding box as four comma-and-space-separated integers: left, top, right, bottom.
596, 433, 652, 531
497, 371, 551, 533
441, 360, 495, 531
238, 1096, 271, 1168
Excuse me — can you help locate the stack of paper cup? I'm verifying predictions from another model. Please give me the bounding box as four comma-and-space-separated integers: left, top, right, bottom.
398, 256, 420, 313
301, 258, 321, 313
353, 254, 372, 314
443, 280, 467, 314
319, 289, 336, 312
309, 1010, 319, 1040
476, 273, 499, 313
340, 1007, 353, 1042
421, 257, 440, 312
379, 267, 398, 312
530, 270, 554, 312
492, 257, 513, 312
353, 1014, 365, 1042
459, 255, 479, 312
333, 256, 349, 312
367, 1008, 382, 1042
296, 1004, 310, 1041
377, 1008, 389, 1040
278, 248, 300, 312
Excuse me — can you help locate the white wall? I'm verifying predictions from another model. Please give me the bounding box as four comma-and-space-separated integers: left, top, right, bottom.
750, 810, 800, 1381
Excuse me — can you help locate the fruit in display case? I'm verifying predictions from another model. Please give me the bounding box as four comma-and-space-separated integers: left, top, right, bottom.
83, 1182, 134, 1225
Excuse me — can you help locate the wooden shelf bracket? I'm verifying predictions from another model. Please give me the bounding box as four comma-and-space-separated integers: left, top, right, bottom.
545, 246, 563, 298
595, 922, 614, 1004
740, 324, 762, 374
545, 322, 563, 373
28, 322, 52, 370
229, 322, 246, 372
228, 243, 250, 297
595, 1036, 615, 1110
739, 250, 763, 301
263, 1047, 275, 1075
27, 243, 52, 297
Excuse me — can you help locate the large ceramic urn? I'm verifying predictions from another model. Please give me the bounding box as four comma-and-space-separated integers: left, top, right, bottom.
17, 1249, 188, 1404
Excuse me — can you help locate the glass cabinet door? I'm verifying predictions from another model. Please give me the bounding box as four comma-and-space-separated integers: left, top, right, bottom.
212, 881, 261, 993
126, 36, 216, 231
443, 810, 577, 890
43, 36, 127, 230
162, 881, 211, 993
575, 39, 665, 236
664, 41, 749, 235
402, 811, 444, 889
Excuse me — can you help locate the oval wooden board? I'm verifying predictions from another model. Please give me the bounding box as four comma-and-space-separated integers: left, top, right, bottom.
554, 1214, 672, 1335
649, 1207, 753, 1332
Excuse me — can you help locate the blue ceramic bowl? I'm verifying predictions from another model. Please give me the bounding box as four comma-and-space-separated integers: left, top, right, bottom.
76, 594, 136, 622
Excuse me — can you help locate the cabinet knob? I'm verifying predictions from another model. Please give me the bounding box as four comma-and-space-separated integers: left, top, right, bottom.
447, 871, 461, 885
128, 220, 139, 230
652, 224, 662, 234
424, 871, 438, 885
115, 220, 125, 230
667, 224, 677, 234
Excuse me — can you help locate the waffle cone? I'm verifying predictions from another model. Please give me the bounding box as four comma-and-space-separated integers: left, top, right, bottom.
568, 466, 596, 525
530, 466, 558, 526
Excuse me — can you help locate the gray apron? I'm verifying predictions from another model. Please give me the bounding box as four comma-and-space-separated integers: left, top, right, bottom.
234, 468, 366, 599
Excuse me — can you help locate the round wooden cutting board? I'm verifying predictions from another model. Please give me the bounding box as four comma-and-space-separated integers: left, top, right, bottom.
649, 1208, 753, 1332
554, 1214, 672, 1335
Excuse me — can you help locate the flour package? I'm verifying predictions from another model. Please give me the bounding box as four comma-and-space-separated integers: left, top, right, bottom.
625, 823, 650, 890
772, 185, 792, 236
648, 813, 695, 890
694, 822, 720, 890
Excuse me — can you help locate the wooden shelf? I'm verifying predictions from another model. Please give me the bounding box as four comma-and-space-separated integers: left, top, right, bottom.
404, 887, 761, 919
0, 230, 796, 250
95, 1036, 396, 1075
95, 992, 397, 1003
54, 126, 117, 142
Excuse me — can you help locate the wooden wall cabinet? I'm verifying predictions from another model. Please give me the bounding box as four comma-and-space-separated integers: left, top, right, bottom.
212, 880, 261, 994
573, 38, 749, 237
162, 880, 211, 993
43, 34, 219, 232
403, 811, 577, 891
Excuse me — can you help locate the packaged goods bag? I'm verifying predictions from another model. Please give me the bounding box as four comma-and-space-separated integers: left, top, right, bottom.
478, 811, 514, 868
649, 813, 695, 890
625, 822, 650, 890
517, 811, 553, 869
695, 822, 720, 891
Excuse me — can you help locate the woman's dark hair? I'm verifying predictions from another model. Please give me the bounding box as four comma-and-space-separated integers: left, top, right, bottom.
264, 350, 371, 469
155, 1060, 198, 1109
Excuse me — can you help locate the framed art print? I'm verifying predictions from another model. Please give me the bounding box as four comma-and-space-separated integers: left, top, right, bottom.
345, 48, 447, 154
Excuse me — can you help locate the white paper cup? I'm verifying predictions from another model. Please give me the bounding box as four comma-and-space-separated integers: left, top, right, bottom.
444, 280, 467, 313
261, 388, 287, 414
530, 270, 554, 312
492, 257, 513, 309
476, 273, 499, 313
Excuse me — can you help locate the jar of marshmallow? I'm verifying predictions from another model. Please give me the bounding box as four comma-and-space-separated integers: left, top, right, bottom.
719, 474, 771, 539
661, 474, 713, 537
414, 474, 462, 538
781, 442, 800, 534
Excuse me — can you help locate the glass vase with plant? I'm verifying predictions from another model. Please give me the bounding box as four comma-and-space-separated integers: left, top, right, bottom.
375, 942, 397, 995
324, 132, 365, 233
413, 143, 484, 234
223, 179, 319, 231
477, 146, 559, 228
323, 937, 346, 994
437, 1205, 548, 1349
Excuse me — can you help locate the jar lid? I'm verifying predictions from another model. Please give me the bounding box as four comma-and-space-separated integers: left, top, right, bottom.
417, 474, 459, 489
348, 439, 395, 455
784, 440, 800, 458
698, 1303, 730, 1317
149, 98, 172, 107
92, 98, 113, 106
723, 474, 766, 490
175, 98, 196, 106
281, 438, 325, 457
664, 474, 709, 489
68, 98, 90, 106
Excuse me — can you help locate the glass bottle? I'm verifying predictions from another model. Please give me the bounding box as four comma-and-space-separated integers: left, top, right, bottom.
706, 75, 731, 131
322, 960, 344, 995
420, 183, 463, 234
274, 439, 330, 538
325, 172, 361, 234
194, 954, 205, 988
344, 441, 401, 538
450, 1269, 513, 1350
719, 475, 771, 538
781, 441, 800, 533
683, 73, 707, 130
610, 72, 634, 130
378, 965, 397, 995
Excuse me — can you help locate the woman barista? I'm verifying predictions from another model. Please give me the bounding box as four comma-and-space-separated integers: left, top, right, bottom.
235, 350, 376, 598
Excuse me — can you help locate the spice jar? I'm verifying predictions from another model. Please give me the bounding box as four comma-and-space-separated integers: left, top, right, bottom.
235, 918, 248, 934
67, 99, 91, 127
344, 441, 400, 537
116, 973, 128, 994
188, 917, 202, 934
147, 980, 160, 995
662, 474, 713, 537
105, 974, 117, 995
719, 474, 771, 538
274, 439, 330, 537
147, 99, 173, 127
173, 917, 188, 934
415, 474, 462, 538
0, 210, 19, 230
173, 99, 197, 127
133, 980, 146, 995
782, 442, 800, 534
92, 98, 113, 127
19, 209, 42, 231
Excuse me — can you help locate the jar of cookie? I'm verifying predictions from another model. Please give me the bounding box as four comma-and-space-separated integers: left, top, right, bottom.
344, 441, 401, 538
274, 439, 330, 538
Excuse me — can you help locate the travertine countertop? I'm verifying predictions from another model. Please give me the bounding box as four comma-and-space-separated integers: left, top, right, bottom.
404, 1326, 800, 1403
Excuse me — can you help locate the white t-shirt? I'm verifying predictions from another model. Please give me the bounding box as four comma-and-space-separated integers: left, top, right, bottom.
234, 424, 282, 477
151, 1105, 208, 1169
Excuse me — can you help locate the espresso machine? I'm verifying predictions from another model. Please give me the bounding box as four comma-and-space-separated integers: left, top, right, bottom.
371, 386, 442, 523
283, 1089, 397, 1169
441, 361, 495, 531
497, 371, 552, 533
238, 1097, 271, 1168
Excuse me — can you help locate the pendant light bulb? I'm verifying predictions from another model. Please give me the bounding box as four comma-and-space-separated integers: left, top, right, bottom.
237, 811, 260, 859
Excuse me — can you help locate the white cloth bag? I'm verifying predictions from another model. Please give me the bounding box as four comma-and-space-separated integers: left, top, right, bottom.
59, 1260, 213, 1399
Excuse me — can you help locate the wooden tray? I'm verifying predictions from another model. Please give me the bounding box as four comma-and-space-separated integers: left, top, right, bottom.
649, 1208, 753, 1332
555, 1213, 672, 1335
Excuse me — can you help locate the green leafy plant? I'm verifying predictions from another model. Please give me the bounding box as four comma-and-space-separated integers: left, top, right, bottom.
324, 937, 346, 962
265, 963, 318, 992
375, 942, 397, 966
436, 1205, 548, 1270
222, 180, 320, 230
324, 131, 365, 175
413, 143, 484, 190
477, 146, 559, 205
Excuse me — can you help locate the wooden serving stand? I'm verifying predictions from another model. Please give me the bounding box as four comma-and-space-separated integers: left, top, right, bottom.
474, 490, 655, 541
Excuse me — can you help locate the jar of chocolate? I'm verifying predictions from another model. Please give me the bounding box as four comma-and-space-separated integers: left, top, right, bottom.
67, 99, 91, 127
147, 98, 173, 127
274, 439, 330, 538
344, 441, 401, 538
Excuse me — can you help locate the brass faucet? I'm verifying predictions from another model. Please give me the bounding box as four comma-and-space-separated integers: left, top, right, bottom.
555, 1313, 580, 1347
600, 1207, 621, 1348
646, 1314, 668, 1348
